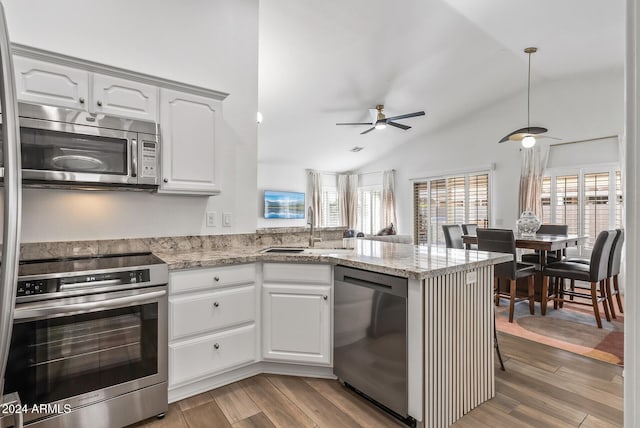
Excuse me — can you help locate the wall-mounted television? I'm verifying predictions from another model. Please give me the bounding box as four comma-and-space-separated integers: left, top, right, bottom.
264, 190, 305, 219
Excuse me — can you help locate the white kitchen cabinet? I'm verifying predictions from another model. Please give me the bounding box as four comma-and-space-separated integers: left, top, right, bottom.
262, 282, 332, 365
92, 74, 158, 121
159, 89, 222, 195
14, 57, 89, 111
168, 264, 257, 391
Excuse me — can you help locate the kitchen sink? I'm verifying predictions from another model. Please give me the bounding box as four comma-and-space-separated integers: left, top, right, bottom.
261, 247, 305, 253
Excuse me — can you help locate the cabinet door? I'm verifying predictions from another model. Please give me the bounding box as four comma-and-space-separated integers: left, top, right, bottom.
159, 89, 221, 194
14, 57, 89, 110
92, 74, 158, 121
262, 283, 331, 365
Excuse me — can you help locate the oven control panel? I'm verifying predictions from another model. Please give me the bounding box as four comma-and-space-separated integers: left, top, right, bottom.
140, 141, 157, 178
17, 269, 151, 298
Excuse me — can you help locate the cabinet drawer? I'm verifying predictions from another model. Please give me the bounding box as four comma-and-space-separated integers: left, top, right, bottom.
170, 264, 255, 294
263, 263, 331, 285
169, 324, 256, 386
170, 285, 255, 340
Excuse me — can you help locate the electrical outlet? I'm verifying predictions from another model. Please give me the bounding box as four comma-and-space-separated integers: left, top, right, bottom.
222, 212, 232, 227
206, 211, 217, 227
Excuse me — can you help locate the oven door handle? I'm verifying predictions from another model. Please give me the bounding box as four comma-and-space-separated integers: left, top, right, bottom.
13, 290, 166, 320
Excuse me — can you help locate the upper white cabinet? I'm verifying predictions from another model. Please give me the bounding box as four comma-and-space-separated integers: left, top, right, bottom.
14, 57, 89, 111
14, 58, 159, 121
159, 89, 221, 195
92, 74, 158, 121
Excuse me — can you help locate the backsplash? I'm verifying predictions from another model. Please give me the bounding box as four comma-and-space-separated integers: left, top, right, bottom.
19, 227, 346, 260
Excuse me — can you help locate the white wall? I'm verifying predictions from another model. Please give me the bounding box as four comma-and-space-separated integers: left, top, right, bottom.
3, 0, 259, 242
357, 69, 624, 235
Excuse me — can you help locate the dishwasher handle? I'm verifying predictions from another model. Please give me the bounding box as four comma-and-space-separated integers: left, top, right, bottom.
335, 266, 407, 298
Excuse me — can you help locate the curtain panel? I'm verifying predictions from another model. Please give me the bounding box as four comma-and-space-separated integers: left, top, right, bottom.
338, 174, 358, 228
382, 170, 398, 227
519, 145, 550, 216
307, 170, 321, 227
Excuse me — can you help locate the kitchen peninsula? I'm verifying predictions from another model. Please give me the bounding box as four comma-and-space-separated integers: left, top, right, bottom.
154, 238, 511, 427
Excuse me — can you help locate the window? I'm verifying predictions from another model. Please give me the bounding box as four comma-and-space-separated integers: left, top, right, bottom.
357, 187, 381, 235
542, 166, 622, 252
320, 187, 340, 227
413, 172, 490, 245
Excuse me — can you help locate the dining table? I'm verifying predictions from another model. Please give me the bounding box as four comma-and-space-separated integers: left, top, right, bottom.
462, 233, 588, 314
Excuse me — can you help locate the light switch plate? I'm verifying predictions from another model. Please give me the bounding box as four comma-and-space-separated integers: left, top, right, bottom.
206, 211, 217, 227
222, 212, 232, 227
466, 271, 477, 285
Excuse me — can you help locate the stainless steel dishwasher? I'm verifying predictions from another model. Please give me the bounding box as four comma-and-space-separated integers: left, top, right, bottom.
334, 266, 414, 427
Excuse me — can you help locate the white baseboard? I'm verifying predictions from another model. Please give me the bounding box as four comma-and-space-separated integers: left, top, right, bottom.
168, 361, 335, 403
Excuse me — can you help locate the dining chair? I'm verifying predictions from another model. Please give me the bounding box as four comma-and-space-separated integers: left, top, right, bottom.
477, 228, 536, 323
565, 229, 624, 318
461, 224, 477, 236
461, 224, 478, 250
521, 224, 569, 265
542, 230, 617, 328
442, 224, 464, 249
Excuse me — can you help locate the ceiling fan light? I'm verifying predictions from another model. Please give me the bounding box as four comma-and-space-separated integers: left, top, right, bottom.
375, 122, 386, 130
522, 136, 536, 148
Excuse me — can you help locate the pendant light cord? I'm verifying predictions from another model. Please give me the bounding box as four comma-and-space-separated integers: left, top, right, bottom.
527, 50, 531, 129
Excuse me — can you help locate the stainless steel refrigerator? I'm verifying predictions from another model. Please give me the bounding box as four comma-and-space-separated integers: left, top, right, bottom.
0, 1, 23, 427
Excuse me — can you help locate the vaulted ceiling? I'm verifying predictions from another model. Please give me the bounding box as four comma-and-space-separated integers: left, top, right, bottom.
257, 0, 625, 172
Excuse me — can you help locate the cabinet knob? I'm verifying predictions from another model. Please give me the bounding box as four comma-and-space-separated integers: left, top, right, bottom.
323, 295, 328, 300
213, 343, 220, 350
214, 276, 220, 282
79, 97, 85, 104
97, 100, 103, 107
213, 301, 220, 308
163, 178, 168, 183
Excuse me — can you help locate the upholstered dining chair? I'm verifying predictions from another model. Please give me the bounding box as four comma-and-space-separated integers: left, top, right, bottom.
542, 230, 617, 328
477, 228, 536, 323
461, 224, 477, 236
442, 224, 464, 249
565, 229, 624, 318
461, 224, 478, 250
521, 224, 569, 265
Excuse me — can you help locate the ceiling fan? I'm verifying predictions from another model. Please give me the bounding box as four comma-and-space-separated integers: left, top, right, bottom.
336, 105, 425, 135
499, 47, 559, 147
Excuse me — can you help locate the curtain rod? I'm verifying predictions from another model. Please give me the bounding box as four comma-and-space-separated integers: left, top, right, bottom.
357, 169, 395, 176
550, 135, 619, 147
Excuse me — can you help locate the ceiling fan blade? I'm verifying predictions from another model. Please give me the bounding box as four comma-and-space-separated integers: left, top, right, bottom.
387, 121, 411, 130
499, 126, 549, 143
336, 122, 374, 126
369, 109, 378, 125
384, 111, 425, 121
360, 127, 376, 135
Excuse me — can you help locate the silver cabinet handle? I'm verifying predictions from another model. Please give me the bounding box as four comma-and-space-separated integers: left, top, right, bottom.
97, 100, 103, 106
213, 343, 220, 350
323, 295, 328, 300
163, 178, 168, 183
214, 276, 220, 282
213, 301, 220, 308
79, 97, 85, 104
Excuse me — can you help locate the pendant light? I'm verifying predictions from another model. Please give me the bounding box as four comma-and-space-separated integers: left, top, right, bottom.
499, 47, 557, 147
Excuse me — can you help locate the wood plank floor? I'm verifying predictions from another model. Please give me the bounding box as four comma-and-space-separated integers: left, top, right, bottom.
132, 333, 623, 428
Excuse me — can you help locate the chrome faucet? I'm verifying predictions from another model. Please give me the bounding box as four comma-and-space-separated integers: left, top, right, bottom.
308, 206, 322, 247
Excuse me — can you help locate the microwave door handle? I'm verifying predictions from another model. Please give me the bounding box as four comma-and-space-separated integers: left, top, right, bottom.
13, 290, 166, 320
131, 138, 138, 178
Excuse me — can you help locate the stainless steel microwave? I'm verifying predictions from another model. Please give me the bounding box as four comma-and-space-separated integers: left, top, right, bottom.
0, 103, 160, 190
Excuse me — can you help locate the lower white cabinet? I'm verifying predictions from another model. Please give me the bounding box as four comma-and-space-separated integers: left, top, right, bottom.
169, 324, 256, 386
168, 264, 257, 389
262, 263, 332, 365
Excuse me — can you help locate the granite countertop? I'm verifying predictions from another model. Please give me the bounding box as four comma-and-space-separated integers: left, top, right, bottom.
154, 239, 512, 280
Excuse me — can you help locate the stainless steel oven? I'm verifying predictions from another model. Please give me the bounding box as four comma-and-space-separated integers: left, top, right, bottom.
0, 103, 159, 190
3, 253, 168, 428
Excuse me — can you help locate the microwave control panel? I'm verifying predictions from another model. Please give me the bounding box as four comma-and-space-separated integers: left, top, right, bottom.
141, 141, 158, 178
